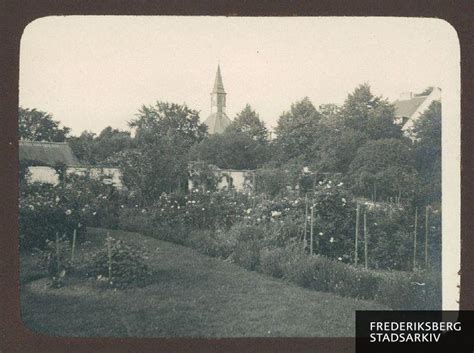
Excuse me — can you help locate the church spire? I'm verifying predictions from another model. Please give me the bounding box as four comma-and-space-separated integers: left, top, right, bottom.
210, 65, 226, 114
204, 65, 231, 134
212, 65, 226, 94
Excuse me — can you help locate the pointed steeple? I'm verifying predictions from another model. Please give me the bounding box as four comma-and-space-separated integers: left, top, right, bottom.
204, 65, 231, 134
212, 65, 226, 94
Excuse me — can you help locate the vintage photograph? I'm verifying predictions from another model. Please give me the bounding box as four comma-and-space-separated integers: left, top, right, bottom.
18, 16, 459, 337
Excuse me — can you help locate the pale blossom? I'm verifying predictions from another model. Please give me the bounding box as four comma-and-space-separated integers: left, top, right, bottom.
65, 209, 72, 215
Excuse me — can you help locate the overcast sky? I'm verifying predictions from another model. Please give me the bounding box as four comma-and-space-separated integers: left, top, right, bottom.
19, 16, 459, 135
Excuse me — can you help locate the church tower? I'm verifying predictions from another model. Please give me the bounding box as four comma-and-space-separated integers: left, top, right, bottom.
203, 65, 232, 134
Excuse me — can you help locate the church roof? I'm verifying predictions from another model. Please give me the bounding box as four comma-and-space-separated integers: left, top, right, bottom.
393, 95, 428, 118
212, 65, 226, 94
204, 112, 232, 134
19, 140, 80, 167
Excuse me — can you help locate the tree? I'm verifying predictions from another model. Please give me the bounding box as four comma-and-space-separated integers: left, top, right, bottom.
274, 97, 325, 163
68, 131, 97, 164
411, 101, 441, 205
18, 107, 70, 142
120, 102, 207, 203
226, 104, 268, 144
318, 128, 368, 173
338, 84, 402, 141
191, 131, 268, 170
348, 138, 418, 201
130, 102, 207, 147
68, 127, 132, 166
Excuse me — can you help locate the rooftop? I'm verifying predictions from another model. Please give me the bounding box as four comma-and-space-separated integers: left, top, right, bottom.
393, 95, 429, 118
19, 140, 80, 167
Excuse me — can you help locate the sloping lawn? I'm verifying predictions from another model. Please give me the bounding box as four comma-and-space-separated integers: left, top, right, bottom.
20, 228, 387, 337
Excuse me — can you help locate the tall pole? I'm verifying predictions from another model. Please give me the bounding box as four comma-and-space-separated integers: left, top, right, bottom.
107, 233, 112, 282
364, 211, 368, 269
304, 194, 308, 251
71, 229, 77, 261
55, 232, 60, 275
413, 207, 418, 271
310, 205, 314, 255
425, 206, 429, 268
355, 204, 360, 266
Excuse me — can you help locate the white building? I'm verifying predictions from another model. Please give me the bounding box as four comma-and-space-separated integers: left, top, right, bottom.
393, 87, 442, 134
19, 140, 124, 189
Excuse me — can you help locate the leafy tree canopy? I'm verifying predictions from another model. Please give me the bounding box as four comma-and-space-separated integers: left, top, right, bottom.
191, 131, 268, 170
338, 84, 402, 140
411, 101, 442, 205
129, 102, 207, 148
226, 104, 268, 144
19, 107, 70, 142
274, 97, 325, 163
68, 127, 132, 166
348, 138, 418, 201
120, 102, 207, 202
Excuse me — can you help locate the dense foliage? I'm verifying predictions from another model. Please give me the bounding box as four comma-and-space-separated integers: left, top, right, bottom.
19, 174, 121, 250
19, 107, 70, 142
87, 236, 152, 288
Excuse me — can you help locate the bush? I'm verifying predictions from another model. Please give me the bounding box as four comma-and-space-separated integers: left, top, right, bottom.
375, 270, 441, 310
281, 252, 381, 300
87, 236, 151, 289
186, 229, 236, 258
35, 235, 73, 287
19, 175, 121, 251
259, 247, 287, 278
225, 223, 266, 270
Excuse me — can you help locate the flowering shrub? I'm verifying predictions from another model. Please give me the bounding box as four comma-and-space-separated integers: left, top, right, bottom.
87, 236, 151, 289
19, 174, 121, 251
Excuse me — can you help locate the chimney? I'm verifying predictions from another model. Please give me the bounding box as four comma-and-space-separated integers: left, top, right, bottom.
399, 91, 414, 100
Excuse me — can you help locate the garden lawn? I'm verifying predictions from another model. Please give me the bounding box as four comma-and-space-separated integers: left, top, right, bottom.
20, 228, 387, 337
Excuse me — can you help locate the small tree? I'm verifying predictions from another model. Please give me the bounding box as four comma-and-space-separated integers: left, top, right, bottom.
348, 138, 418, 202
226, 104, 268, 144
19, 107, 70, 142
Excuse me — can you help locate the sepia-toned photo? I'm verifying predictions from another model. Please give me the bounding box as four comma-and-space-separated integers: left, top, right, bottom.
18, 16, 460, 337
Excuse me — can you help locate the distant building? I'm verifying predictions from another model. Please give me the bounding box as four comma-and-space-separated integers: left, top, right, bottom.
393, 87, 441, 134
203, 65, 232, 134
19, 140, 124, 189
188, 161, 255, 193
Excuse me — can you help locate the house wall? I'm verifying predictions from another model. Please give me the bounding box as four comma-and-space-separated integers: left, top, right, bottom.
27, 166, 60, 185
188, 169, 254, 193
27, 166, 124, 189
218, 170, 253, 192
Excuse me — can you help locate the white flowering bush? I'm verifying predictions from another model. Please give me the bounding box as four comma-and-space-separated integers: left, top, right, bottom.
19, 174, 121, 251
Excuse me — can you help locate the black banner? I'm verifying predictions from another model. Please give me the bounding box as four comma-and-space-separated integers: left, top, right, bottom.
356, 311, 474, 352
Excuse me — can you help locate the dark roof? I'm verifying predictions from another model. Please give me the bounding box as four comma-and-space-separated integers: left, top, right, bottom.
393, 95, 428, 118
212, 65, 226, 94
19, 140, 80, 167
203, 112, 232, 134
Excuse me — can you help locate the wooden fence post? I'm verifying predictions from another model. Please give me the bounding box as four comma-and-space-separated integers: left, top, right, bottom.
71, 229, 77, 262
303, 194, 308, 251
363, 211, 368, 269
413, 207, 418, 271
355, 204, 360, 266
107, 233, 112, 282
55, 232, 60, 274
310, 205, 314, 255
425, 206, 429, 268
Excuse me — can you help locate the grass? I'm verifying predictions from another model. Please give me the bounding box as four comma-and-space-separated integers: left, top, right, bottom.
20, 227, 387, 337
